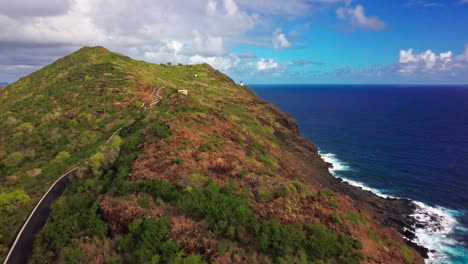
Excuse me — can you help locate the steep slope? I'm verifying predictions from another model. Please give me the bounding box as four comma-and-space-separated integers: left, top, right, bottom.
1, 47, 422, 263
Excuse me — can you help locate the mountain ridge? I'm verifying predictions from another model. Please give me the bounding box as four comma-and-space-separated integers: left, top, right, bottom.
0, 46, 423, 263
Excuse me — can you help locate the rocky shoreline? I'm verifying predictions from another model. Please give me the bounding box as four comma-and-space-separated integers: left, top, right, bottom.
324, 164, 430, 258
272, 105, 429, 260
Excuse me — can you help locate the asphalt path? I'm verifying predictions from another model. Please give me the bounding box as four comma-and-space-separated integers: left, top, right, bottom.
3, 168, 77, 264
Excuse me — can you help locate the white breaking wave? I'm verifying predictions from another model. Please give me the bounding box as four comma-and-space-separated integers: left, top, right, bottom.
319, 151, 462, 264
319, 151, 394, 198
411, 201, 461, 264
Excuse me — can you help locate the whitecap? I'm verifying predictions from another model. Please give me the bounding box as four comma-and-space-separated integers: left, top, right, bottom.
319, 151, 394, 198
411, 201, 460, 263
320, 152, 352, 172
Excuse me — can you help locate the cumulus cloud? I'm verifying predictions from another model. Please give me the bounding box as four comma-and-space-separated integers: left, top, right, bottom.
272, 28, 291, 49
336, 5, 386, 30
398, 45, 468, 73
256, 58, 279, 71
0, 0, 262, 78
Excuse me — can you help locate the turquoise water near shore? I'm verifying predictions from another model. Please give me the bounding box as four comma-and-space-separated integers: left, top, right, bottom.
252, 84, 468, 264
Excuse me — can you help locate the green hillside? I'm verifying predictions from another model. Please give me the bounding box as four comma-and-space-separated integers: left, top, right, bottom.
0, 47, 422, 263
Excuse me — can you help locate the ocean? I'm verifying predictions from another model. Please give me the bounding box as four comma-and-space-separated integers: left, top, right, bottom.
252, 84, 468, 264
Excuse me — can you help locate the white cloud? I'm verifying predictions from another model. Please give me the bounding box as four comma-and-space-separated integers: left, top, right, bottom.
336, 5, 386, 30
0, 0, 267, 78
188, 54, 238, 71
272, 28, 291, 49
256, 58, 279, 71
0, 0, 258, 54
193, 31, 225, 56
398, 45, 468, 73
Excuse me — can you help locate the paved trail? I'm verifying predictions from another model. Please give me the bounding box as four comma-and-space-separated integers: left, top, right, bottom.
3, 168, 78, 264
141, 84, 165, 108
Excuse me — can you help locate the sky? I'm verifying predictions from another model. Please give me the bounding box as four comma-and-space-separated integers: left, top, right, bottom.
1, 0, 468, 84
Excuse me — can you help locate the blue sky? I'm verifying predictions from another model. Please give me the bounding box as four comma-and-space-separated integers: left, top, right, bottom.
1, 0, 467, 84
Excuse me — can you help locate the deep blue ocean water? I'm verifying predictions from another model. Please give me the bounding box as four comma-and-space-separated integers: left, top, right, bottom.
252, 84, 468, 264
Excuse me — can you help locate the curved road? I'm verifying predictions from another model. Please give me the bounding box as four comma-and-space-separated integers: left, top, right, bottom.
3, 167, 78, 264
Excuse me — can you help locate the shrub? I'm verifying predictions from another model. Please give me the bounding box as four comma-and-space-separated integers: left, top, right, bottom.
256, 220, 307, 256
292, 180, 307, 193
199, 143, 213, 152
88, 152, 106, 177
255, 186, 273, 203
120, 217, 204, 263
15, 122, 34, 133
53, 151, 71, 164
0, 189, 30, 213
329, 213, 342, 224
137, 180, 180, 202
274, 184, 296, 198
183, 172, 208, 188
172, 158, 183, 164
304, 223, 356, 260
3, 152, 24, 167
153, 122, 171, 140
319, 190, 339, 209
251, 142, 277, 169
237, 168, 249, 178
344, 212, 361, 225
58, 243, 83, 264
178, 182, 257, 238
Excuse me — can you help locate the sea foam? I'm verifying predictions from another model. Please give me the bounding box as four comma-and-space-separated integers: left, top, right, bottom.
319, 151, 463, 264
410, 201, 464, 263
319, 151, 393, 198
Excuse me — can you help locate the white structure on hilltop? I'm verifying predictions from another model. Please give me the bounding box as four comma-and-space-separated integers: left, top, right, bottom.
178, 90, 188, 95
240, 80, 244, 86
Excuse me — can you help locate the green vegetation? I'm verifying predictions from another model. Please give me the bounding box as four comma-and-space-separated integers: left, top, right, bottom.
329, 213, 343, 224
251, 142, 277, 169
152, 122, 171, 140
319, 190, 339, 209
1, 46, 417, 263
172, 158, 184, 164
0, 190, 30, 213
120, 217, 204, 263
387, 237, 415, 263
344, 212, 365, 225
368, 231, 384, 246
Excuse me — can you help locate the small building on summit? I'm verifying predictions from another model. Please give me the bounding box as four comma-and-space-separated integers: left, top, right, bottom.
240, 80, 244, 86
178, 90, 188, 95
